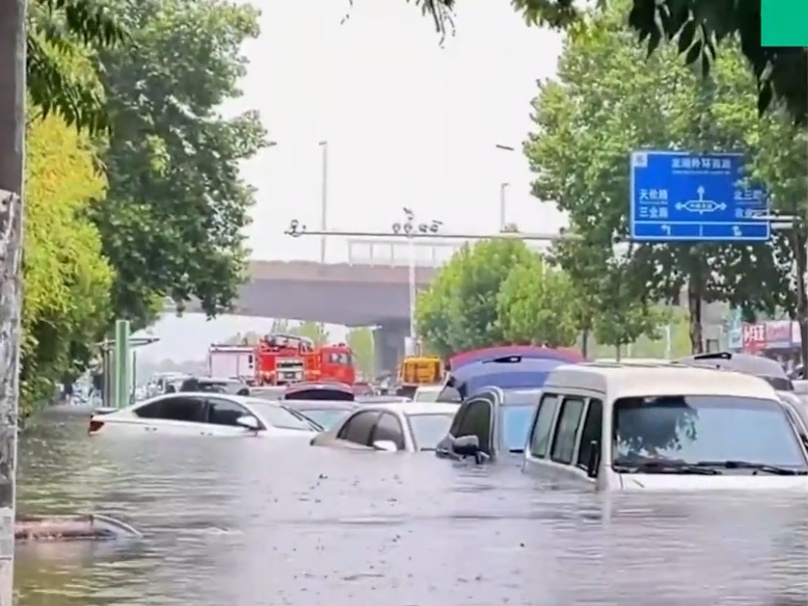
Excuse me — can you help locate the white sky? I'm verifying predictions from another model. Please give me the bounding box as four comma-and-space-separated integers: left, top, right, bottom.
234, 0, 566, 263
142, 0, 567, 361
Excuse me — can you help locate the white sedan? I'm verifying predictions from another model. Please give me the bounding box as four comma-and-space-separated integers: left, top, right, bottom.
88, 392, 321, 437
311, 402, 460, 452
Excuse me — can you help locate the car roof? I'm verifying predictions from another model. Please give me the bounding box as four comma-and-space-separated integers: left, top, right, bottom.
282, 400, 357, 410
544, 362, 778, 400
359, 401, 460, 415
673, 352, 792, 390
139, 392, 283, 407
200, 376, 243, 383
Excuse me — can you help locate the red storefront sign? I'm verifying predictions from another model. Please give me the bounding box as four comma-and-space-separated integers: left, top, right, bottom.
742, 323, 765, 353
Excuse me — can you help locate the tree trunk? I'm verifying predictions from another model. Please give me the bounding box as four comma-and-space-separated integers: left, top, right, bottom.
687, 280, 704, 354
580, 327, 589, 359
0, 0, 26, 601
793, 228, 808, 371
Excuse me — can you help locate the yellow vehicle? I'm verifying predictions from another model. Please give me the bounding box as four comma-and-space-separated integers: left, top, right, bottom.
396, 356, 444, 398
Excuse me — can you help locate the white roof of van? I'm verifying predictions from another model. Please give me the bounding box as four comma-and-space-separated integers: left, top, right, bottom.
544, 362, 778, 400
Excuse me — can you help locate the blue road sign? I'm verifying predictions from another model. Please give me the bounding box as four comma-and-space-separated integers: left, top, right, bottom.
629, 151, 770, 242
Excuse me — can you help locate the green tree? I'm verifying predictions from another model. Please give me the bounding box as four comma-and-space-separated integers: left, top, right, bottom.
25, 0, 127, 133
291, 322, 330, 346
411, 0, 806, 125
88, 0, 267, 328
524, 2, 794, 354
22, 112, 114, 414
496, 256, 578, 347
416, 239, 539, 356
347, 327, 375, 378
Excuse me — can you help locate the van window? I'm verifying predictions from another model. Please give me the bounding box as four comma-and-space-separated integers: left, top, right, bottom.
529, 394, 559, 458
550, 397, 586, 464
576, 399, 603, 472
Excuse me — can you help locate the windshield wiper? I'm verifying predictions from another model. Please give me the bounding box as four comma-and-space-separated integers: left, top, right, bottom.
613, 460, 721, 475
694, 460, 808, 476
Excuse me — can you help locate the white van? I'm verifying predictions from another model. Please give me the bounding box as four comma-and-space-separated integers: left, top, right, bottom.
522, 362, 808, 491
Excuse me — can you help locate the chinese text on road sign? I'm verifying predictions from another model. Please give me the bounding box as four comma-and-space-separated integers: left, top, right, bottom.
629, 151, 769, 242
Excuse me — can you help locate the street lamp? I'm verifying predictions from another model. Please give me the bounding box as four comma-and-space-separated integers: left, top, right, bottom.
495, 144, 516, 231
391, 208, 443, 351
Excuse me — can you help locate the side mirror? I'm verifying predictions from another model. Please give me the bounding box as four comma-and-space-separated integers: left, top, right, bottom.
452, 434, 480, 457
372, 440, 398, 452
586, 440, 600, 478
236, 415, 260, 431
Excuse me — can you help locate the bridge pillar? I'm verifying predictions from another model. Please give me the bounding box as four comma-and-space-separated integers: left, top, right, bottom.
373, 322, 409, 377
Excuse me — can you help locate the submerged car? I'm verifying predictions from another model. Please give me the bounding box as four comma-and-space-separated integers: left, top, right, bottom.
175, 376, 250, 395
435, 387, 541, 463
675, 351, 793, 391
522, 362, 808, 491
282, 400, 358, 430
283, 381, 355, 401
310, 402, 460, 453
88, 392, 321, 437
438, 345, 584, 402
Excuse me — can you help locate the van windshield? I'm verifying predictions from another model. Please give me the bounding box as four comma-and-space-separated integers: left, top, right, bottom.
612, 395, 806, 469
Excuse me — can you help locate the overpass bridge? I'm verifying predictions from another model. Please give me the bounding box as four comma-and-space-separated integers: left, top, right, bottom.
181, 238, 552, 372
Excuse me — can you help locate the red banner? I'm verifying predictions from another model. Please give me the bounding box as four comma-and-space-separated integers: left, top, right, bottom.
742, 323, 765, 353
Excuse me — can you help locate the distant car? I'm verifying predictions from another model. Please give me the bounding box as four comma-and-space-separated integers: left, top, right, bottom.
355, 395, 411, 404
282, 400, 358, 430
310, 402, 460, 453
88, 393, 321, 437
436, 387, 541, 463
249, 386, 287, 401
283, 382, 355, 401
412, 385, 443, 402
176, 376, 251, 396
674, 351, 793, 391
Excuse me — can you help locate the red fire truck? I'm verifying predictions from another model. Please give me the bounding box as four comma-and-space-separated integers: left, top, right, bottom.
254, 333, 355, 386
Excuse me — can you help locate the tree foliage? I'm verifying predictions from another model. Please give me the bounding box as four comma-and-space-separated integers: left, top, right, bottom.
416, 240, 538, 356
496, 255, 578, 347
291, 322, 330, 346
410, 0, 806, 125
88, 0, 267, 328
23, 112, 114, 414
524, 2, 798, 353
347, 328, 375, 378
27, 0, 128, 133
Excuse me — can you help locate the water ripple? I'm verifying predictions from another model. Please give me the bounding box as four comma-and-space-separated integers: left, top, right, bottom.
13, 410, 808, 605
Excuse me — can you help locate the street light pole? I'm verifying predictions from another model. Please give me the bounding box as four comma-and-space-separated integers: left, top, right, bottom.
499, 182, 510, 230
495, 144, 515, 231
318, 141, 328, 264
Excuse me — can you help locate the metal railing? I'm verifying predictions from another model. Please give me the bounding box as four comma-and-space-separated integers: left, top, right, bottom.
346, 238, 550, 267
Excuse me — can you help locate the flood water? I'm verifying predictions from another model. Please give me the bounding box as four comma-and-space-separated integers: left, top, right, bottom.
13, 408, 808, 605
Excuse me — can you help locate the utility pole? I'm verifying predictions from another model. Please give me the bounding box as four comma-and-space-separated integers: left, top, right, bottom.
0, 0, 27, 602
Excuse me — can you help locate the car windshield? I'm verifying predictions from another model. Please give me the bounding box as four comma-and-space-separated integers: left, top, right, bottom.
298, 408, 351, 429
502, 404, 536, 452
246, 401, 319, 431
406, 413, 455, 451
613, 395, 806, 469
414, 388, 440, 402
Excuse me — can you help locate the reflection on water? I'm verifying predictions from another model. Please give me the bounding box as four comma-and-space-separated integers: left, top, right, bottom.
14, 408, 808, 605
